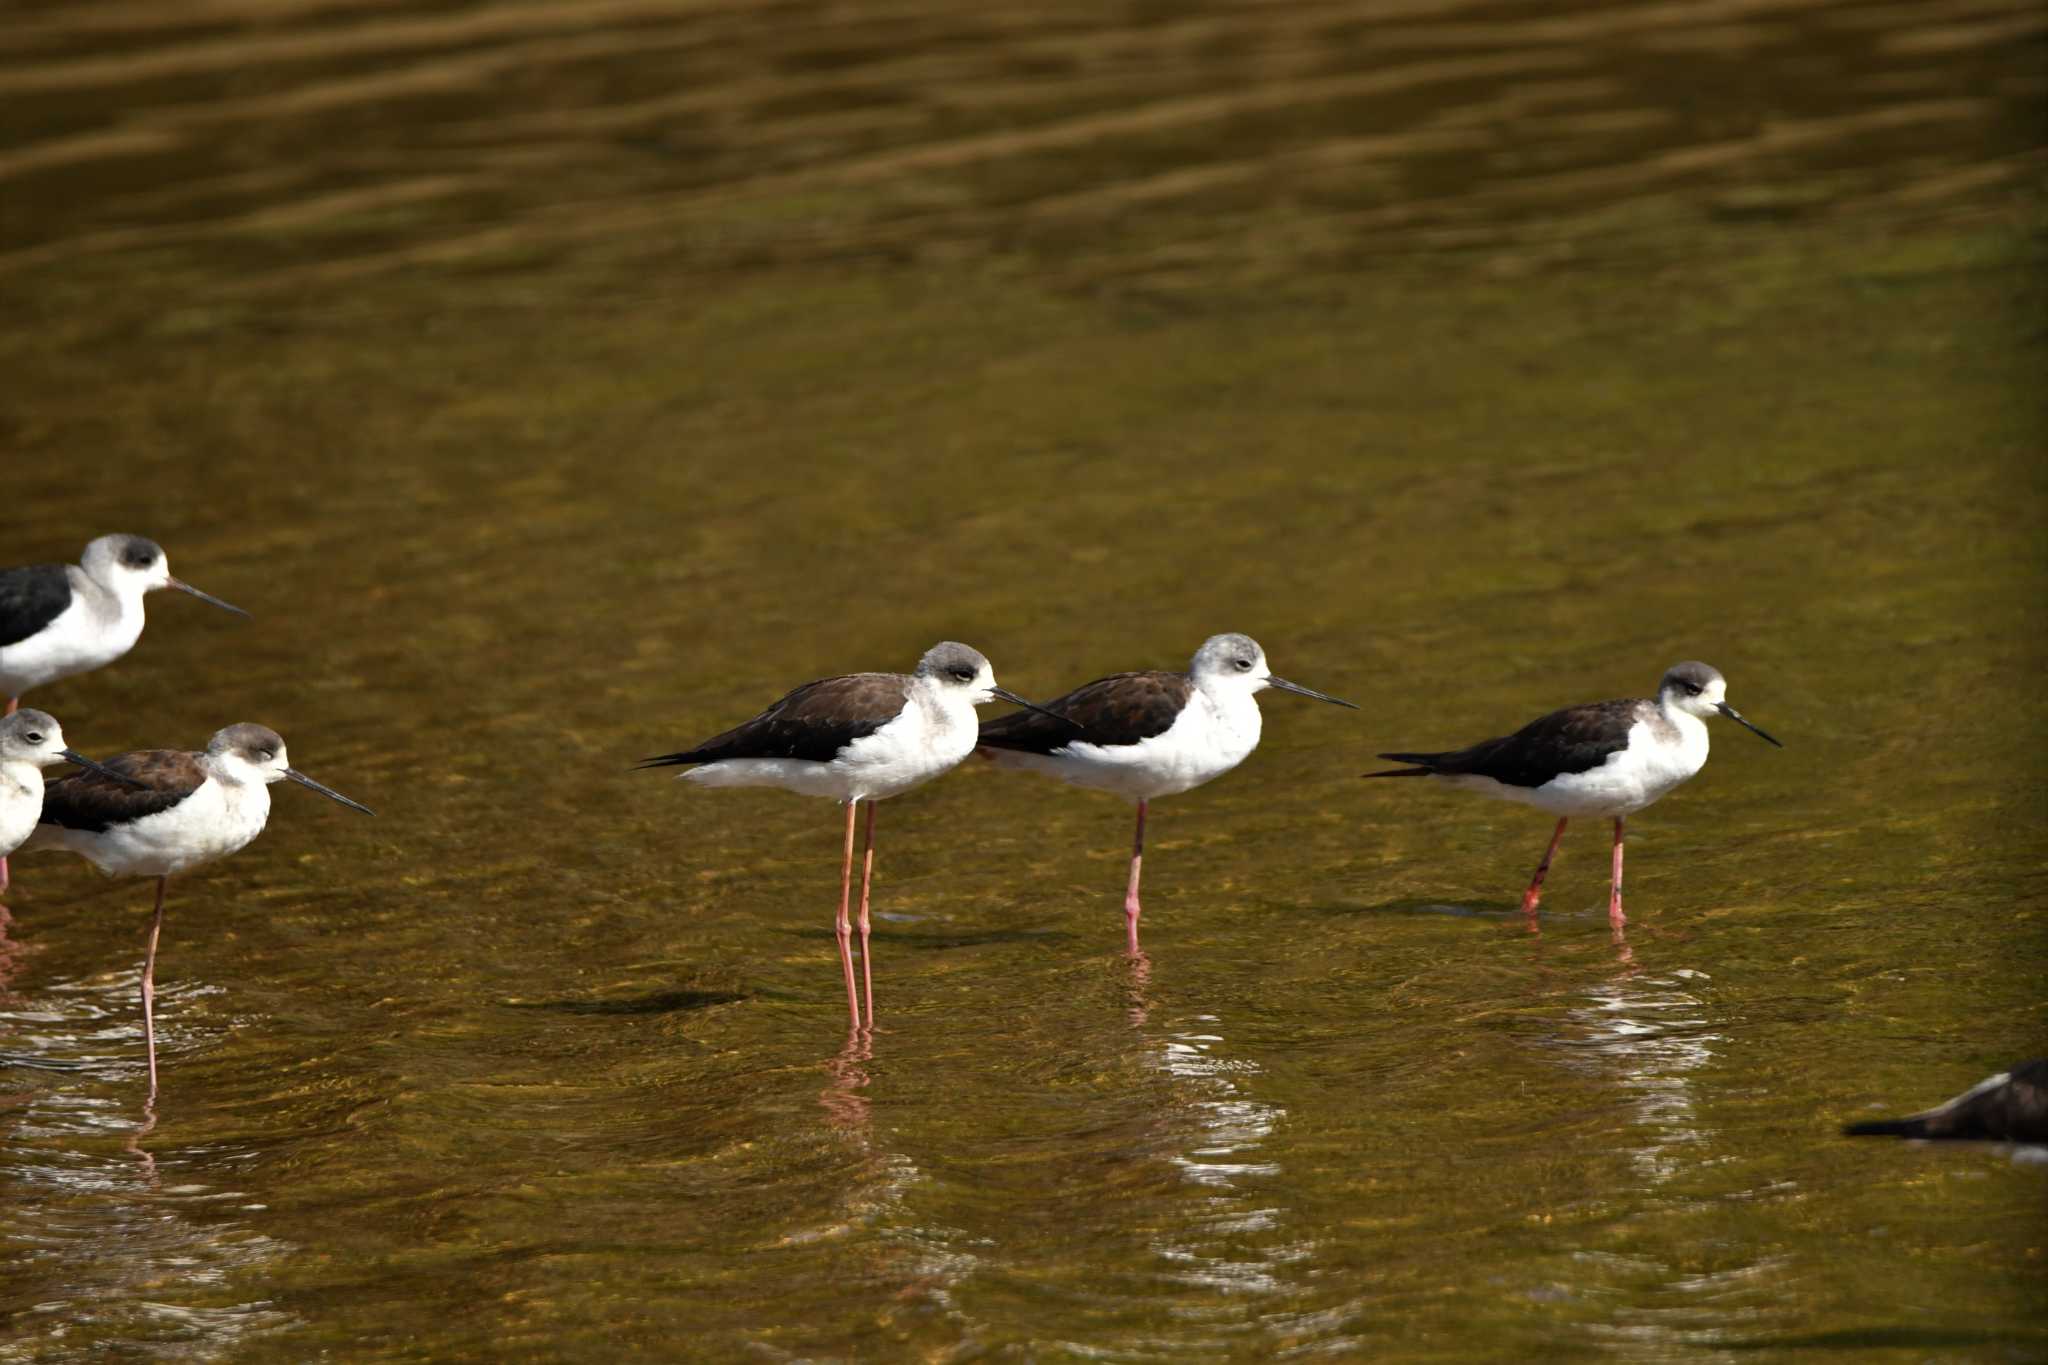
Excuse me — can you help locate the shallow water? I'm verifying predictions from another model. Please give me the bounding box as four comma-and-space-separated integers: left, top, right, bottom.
1, 0, 2044, 1360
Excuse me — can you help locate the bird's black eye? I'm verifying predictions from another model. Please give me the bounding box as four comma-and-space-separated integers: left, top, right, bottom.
1234, 657, 1254, 671
1685, 682, 1704, 696
257, 748, 277, 762
24, 732, 44, 744
949, 666, 975, 682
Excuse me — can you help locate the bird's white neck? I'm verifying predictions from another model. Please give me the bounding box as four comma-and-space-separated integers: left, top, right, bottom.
1195, 679, 1265, 745
1657, 695, 1712, 757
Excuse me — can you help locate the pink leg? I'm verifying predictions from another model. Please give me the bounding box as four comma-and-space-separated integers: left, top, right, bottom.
142, 877, 167, 1100
1608, 816, 1626, 930
836, 803, 861, 1032
1124, 799, 1147, 955
856, 800, 876, 1029
1520, 817, 1568, 916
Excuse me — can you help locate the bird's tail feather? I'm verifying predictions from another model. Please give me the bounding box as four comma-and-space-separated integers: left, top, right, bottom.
1842, 1117, 1931, 1138
635, 751, 703, 770
1364, 751, 1441, 778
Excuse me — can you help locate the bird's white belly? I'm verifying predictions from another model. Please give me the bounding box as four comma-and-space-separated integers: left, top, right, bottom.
686, 699, 976, 803
0, 769, 43, 856
35, 781, 270, 878
0, 596, 140, 696
990, 697, 1259, 802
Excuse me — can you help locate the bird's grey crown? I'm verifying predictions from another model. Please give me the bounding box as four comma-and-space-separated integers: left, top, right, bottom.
1660, 661, 1724, 696
0, 708, 61, 751
915, 641, 990, 684
1190, 632, 1264, 677
209, 722, 286, 761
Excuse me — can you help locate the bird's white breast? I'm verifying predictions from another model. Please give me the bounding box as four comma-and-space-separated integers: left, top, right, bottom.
0, 577, 142, 696
989, 688, 1263, 802
0, 762, 44, 856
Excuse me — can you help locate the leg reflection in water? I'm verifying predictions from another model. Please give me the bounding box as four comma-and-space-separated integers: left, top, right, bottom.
819, 1029, 873, 1134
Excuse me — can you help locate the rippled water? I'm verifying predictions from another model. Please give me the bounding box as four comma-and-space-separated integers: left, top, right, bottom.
1, 0, 2043, 1360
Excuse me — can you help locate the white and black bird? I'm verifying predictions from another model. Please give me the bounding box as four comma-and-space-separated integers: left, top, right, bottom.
976, 633, 1357, 954
0, 535, 247, 892
1368, 661, 1780, 929
638, 642, 1062, 1032
1844, 1059, 2048, 1144
0, 709, 140, 866
22, 723, 373, 1097
0, 535, 248, 706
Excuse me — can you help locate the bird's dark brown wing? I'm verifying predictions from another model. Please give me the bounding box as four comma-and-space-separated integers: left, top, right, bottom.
979, 671, 1193, 754
39, 749, 206, 833
0, 564, 74, 650
641, 673, 912, 768
1376, 698, 1646, 789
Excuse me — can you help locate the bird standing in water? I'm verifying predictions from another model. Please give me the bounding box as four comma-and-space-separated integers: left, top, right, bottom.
23, 723, 372, 1097
639, 642, 1062, 1033
977, 633, 1357, 954
1368, 661, 1779, 929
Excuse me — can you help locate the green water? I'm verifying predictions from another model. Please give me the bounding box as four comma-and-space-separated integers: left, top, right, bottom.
1, 1, 2044, 1360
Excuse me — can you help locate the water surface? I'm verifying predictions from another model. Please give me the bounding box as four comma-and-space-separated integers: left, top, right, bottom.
0, 0, 2043, 1359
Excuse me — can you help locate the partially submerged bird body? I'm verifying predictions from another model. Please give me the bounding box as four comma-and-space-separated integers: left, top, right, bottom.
1844, 1060, 2048, 1143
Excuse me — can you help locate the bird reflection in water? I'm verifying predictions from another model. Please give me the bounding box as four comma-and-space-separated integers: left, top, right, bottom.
1122, 948, 1307, 1306
1569, 953, 1720, 1186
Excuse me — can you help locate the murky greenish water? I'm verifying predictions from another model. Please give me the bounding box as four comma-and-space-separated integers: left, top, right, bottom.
1, 1, 2044, 1360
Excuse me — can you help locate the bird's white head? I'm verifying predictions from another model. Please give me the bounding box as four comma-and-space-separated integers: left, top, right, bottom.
1658, 661, 1781, 746
78, 534, 251, 618
204, 723, 376, 812
0, 708, 72, 769
915, 641, 999, 704
1189, 633, 1271, 695
914, 640, 1069, 723
80, 534, 172, 598
1189, 632, 1359, 710
208, 723, 293, 785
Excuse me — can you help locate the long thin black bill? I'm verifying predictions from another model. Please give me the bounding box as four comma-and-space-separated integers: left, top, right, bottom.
285, 767, 375, 814
60, 748, 148, 789
1266, 675, 1360, 710
991, 686, 1078, 726
168, 577, 251, 618
1716, 703, 1782, 748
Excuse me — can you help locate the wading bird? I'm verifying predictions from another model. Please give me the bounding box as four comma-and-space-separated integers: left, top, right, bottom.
1368, 661, 1779, 929
639, 642, 1062, 1032
23, 723, 372, 1096
977, 633, 1357, 953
